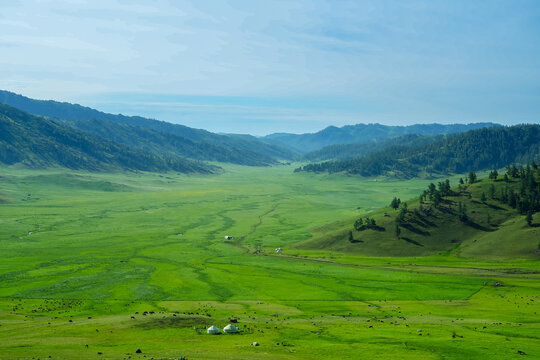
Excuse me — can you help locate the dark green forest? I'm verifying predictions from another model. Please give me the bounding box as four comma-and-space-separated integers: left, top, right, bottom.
297, 125, 540, 178
61, 118, 278, 166
303, 134, 441, 161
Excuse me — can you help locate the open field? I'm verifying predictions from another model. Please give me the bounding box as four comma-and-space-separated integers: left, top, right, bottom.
0, 165, 538, 359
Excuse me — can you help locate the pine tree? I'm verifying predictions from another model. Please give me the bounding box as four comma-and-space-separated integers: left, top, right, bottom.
468, 171, 477, 184
526, 210, 533, 227
489, 184, 496, 199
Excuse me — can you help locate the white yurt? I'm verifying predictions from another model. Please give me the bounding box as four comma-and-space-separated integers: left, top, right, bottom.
207, 325, 219, 334
223, 324, 238, 333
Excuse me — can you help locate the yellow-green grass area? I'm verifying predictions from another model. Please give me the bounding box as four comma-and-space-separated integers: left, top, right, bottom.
0, 165, 538, 359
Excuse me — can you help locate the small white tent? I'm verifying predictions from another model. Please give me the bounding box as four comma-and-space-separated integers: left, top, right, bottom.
207, 325, 219, 334
223, 324, 238, 333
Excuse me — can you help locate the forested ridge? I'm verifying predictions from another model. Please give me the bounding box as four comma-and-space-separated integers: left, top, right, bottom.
61, 118, 278, 166
0, 104, 216, 173
303, 134, 440, 161
297, 125, 540, 178
0, 90, 296, 164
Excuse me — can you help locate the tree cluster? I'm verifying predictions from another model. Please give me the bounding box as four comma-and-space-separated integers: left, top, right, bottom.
420, 179, 452, 207
354, 217, 377, 231
497, 164, 540, 222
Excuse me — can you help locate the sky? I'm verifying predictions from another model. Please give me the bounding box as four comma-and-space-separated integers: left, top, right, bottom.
1, 0, 540, 135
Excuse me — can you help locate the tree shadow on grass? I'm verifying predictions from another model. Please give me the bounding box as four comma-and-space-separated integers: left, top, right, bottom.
415, 213, 437, 227
402, 237, 424, 247
437, 205, 455, 215
464, 219, 496, 232
485, 203, 507, 211
401, 223, 430, 236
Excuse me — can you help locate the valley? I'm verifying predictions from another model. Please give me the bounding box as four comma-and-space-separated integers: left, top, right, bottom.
0, 165, 538, 359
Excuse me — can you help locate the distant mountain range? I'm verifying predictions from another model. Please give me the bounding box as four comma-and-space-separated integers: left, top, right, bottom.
297, 125, 540, 178
0, 90, 520, 175
0, 90, 296, 167
264, 122, 500, 154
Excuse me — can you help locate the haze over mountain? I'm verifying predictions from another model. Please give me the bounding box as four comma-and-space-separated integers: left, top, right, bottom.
264, 123, 500, 154
0, 90, 296, 165
1, 90, 538, 179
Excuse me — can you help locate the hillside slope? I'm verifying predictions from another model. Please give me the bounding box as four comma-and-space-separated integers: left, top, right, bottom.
298, 168, 540, 259
0, 90, 297, 163
61, 118, 278, 166
0, 104, 216, 173
265, 122, 499, 154
298, 125, 540, 178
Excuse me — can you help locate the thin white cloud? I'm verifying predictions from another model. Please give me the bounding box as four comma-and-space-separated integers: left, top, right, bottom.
0, 0, 539, 133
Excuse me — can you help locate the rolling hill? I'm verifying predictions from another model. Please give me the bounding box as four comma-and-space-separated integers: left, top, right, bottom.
297, 125, 540, 178
265, 122, 499, 154
298, 166, 540, 259
0, 104, 216, 173
0, 90, 297, 164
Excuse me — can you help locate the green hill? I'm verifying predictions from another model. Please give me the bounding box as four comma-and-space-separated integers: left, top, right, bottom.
297, 125, 540, 177
0, 104, 216, 173
298, 166, 540, 259
0, 90, 297, 164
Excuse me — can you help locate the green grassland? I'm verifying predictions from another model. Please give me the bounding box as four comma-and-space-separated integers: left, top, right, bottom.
0, 165, 538, 359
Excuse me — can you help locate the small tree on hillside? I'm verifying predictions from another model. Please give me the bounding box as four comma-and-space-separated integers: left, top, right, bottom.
354, 218, 364, 231
458, 202, 468, 222
526, 210, 533, 227
481, 192, 486, 202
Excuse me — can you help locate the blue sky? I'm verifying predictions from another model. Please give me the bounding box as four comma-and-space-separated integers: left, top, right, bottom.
1, 0, 540, 135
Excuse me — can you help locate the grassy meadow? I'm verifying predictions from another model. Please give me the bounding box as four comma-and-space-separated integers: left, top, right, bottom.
0, 165, 538, 359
